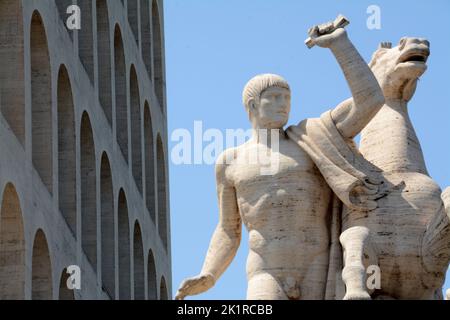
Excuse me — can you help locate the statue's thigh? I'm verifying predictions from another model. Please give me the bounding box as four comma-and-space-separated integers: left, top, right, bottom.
247, 273, 288, 300
300, 253, 329, 299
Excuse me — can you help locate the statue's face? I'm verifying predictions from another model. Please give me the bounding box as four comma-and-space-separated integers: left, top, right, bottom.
250, 86, 291, 129
371, 37, 430, 101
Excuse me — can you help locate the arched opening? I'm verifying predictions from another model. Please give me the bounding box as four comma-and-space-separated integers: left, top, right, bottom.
31, 11, 52, 194
133, 222, 144, 300
118, 189, 130, 299
147, 250, 157, 300
57, 65, 76, 236
0, 183, 25, 299
80, 112, 97, 268
152, 1, 164, 111
157, 135, 167, 250
31, 229, 53, 300
160, 276, 168, 300
141, 0, 152, 78
127, 0, 139, 45
114, 26, 128, 163
78, 0, 93, 82
96, 0, 112, 124
130, 65, 142, 194
0, 0, 25, 145
144, 102, 155, 222
59, 268, 75, 300
101, 152, 115, 299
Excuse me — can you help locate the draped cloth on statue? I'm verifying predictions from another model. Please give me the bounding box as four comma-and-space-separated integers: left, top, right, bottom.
286, 110, 385, 299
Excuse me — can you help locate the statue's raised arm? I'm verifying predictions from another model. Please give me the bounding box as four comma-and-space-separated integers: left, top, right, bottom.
307, 16, 385, 139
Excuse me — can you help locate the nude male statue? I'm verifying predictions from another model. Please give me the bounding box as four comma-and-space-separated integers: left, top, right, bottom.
176, 17, 385, 300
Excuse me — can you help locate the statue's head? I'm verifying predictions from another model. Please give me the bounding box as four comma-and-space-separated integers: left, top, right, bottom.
242, 74, 291, 129
369, 37, 430, 102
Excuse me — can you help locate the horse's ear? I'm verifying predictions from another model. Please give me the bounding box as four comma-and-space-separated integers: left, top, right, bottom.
379, 42, 392, 49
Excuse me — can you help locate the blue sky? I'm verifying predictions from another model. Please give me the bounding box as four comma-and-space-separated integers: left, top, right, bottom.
164, 0, 450, 299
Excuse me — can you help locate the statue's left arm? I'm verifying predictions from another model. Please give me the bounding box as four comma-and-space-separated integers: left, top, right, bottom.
311, 27, 385, 139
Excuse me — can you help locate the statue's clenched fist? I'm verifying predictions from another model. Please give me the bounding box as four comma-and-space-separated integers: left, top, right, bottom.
305, 14, 350, 49
308, 27, 347, 49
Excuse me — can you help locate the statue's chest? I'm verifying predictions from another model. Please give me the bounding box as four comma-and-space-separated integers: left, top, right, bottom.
232, 141, 318, 193
231, 142, 330, 228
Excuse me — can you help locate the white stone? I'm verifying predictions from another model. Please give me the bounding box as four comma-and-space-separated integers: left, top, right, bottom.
176, 16, 450, 301
176, 16, 386, 300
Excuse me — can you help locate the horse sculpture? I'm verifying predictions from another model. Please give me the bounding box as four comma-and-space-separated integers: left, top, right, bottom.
339, 37, 450, 299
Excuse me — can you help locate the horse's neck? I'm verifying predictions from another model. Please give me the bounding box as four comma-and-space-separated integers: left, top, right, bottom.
359, 99, 428, 174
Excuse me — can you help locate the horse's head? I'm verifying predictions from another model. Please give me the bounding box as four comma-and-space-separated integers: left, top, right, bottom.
369, 37, 430, 102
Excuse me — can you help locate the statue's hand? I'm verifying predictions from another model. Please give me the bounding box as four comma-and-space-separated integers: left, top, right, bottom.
175, 273, 216, 300
307, 26, 348, 49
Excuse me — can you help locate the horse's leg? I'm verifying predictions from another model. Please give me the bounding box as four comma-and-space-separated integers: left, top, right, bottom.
421, 187, 450, 274
339, 226, 373, 300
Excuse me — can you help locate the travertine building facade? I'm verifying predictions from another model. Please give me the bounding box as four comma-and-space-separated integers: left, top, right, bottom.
0, 0, 171, 299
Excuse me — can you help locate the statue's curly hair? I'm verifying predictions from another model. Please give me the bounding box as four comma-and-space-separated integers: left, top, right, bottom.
242, 74, 290, 111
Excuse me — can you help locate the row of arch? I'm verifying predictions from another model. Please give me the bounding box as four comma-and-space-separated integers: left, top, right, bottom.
1, 0, 165, 145
0, 2, 169, 298
54, 0, 165, 115
125, 0, 165, 109
0, 183, 169, 299
33, 9, 169, 251
0, 5, 168, 247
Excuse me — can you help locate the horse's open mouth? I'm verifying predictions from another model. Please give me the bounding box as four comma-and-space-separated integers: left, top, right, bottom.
397, 49, 429, 65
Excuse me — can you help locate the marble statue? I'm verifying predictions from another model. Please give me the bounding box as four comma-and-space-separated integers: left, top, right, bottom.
176, 16, 385, 300
176, 15, 450, 300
